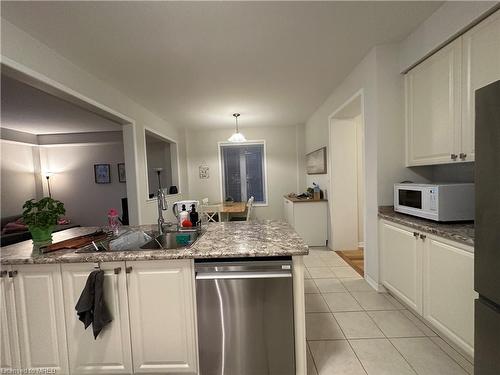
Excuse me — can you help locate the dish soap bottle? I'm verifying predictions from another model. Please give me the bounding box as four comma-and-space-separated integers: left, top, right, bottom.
189, 204, 199, 227
179, 204, 191, 227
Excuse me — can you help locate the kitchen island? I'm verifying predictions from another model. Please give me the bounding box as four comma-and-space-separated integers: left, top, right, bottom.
0, 220, 308, 375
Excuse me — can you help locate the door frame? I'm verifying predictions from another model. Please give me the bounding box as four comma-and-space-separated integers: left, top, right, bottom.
0, 59, 140, 224
327, 89, 367, 275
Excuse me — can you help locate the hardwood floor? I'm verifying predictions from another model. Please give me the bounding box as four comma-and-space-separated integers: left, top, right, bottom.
336, 248, 364, 277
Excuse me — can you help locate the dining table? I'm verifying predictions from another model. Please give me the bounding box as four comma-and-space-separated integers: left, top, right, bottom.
220, 201, 247, 221
203, 201, 247, 221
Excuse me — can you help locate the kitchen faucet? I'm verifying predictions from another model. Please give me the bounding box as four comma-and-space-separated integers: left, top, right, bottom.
155, 168, 167, 235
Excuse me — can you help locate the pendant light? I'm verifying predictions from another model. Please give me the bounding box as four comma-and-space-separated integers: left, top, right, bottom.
228, 113, 247, 142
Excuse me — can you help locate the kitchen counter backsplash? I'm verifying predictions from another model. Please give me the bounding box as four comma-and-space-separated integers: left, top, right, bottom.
0, 220, 308, 265
378, 206, 474, 247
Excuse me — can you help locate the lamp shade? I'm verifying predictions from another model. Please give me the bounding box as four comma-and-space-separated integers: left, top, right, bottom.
228, 131, 246, 142
227, 113, 247, 142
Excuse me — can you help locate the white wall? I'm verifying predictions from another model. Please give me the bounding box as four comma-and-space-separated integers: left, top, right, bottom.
355, 115, 364, 245
186, 125, 302, 220
39, 143, 127, 226
330, 118, 359, 250
1, 19, 189, 225
304, 1, 495, 286
305, 44, 431, 287
0, 141, 38, 217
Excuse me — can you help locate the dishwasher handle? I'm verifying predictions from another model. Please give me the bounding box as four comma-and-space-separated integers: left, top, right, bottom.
195, 271, 292, 280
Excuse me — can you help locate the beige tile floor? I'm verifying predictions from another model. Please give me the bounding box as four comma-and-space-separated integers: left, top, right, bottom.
304, 247, 474, 375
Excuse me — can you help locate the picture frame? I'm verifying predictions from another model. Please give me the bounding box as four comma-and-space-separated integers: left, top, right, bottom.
199, 164, 209, 179
306, 147, 327, 174
94, 164, 111, 184
118, 163, 126, 183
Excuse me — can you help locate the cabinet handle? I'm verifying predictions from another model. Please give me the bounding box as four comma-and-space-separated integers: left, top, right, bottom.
8, 270, 18, 278
419, 234, 427, 240
114, 267, 122, 275
126, 266, 133, 274
413, 232, 419, 238
451, 154, 458, 160
459, 153, 467, 160
0, 270, 7, 278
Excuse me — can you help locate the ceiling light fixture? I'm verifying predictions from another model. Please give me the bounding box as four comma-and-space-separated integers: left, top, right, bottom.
227, 113, 246, 142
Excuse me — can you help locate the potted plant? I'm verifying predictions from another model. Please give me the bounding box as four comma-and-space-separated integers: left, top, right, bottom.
22, 197, 65, 249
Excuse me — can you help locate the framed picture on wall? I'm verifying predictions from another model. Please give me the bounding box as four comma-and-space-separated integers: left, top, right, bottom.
94, 164, 111, 184
306, 147, 327, 174
118, 163, 126, 183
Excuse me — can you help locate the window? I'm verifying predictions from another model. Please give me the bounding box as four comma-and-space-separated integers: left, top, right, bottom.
219, 142, 267, 204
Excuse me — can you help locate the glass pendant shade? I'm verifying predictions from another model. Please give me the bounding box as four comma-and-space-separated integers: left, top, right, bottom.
228, 131, 246, 142
228, 113, 246, 142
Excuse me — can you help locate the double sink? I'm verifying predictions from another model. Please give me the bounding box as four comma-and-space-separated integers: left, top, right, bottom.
76, 228, 202, 253
141, 229, 201, 250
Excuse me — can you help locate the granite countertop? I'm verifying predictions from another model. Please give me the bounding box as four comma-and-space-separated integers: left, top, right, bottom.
378, 206, 474, 247
0, 220, 308, 265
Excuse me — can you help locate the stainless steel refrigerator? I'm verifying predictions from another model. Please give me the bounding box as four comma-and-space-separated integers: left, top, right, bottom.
474, 80, 500, 375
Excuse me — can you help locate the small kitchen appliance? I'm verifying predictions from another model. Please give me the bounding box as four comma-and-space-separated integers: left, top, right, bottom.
394, 183, 474, 222
172, 200, 199, 226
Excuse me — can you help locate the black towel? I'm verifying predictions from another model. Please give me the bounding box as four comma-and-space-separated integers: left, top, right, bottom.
75, 269, 112, 339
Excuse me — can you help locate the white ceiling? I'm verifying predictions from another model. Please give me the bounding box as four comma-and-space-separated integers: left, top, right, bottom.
1, 75, 122, 134
1, 1, 442, 129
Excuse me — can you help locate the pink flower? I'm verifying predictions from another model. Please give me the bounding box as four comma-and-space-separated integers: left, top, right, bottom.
108, 208, 119, 217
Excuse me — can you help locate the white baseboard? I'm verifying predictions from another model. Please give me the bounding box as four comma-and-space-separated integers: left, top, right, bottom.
365, 274, 381, 292
358, 241, 365, 248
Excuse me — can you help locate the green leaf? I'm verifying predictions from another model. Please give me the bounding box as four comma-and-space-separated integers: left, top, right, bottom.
22, 197, 66, 228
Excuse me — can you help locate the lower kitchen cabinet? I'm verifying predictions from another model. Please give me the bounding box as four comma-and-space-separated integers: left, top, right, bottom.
127, 260, 198, 374
379, 220, 422, 314
11, 264, 69, 373
3, 259, 198, 375
1, 266, 21, 370
423, 237, 475, 357
283, 197, 328, 246
61, 262, 133, 374
379, 219, 475, 358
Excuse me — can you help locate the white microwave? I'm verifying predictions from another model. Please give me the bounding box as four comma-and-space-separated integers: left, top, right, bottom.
394, 183, 475, 222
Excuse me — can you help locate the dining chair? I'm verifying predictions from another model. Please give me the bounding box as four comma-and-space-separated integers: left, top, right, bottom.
201, 201, 220, 223
246, 196, 255, 221
230, 196, 255, 222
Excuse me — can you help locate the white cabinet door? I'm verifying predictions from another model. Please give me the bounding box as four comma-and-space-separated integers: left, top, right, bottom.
423, 237, 475, 358
127, 260, 198, 374
0, 267, 20, 370
284, 198, 294, 226
13, 264, 69, 374
379, 220, 423, 314
462, 10, 500, 162
61, 262, 133, 374
405, 38, 462, 166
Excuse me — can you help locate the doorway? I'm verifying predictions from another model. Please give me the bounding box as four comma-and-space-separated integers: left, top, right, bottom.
328, 92, 365, 276
1, 63, 139, 225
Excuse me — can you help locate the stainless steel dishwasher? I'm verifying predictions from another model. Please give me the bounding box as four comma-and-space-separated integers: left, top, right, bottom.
195, 257, 295, 375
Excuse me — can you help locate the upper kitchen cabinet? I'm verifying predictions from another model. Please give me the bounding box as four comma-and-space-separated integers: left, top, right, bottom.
462, 10, 500, 162
405, 39, 462, 166
405, 10, 500, 166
